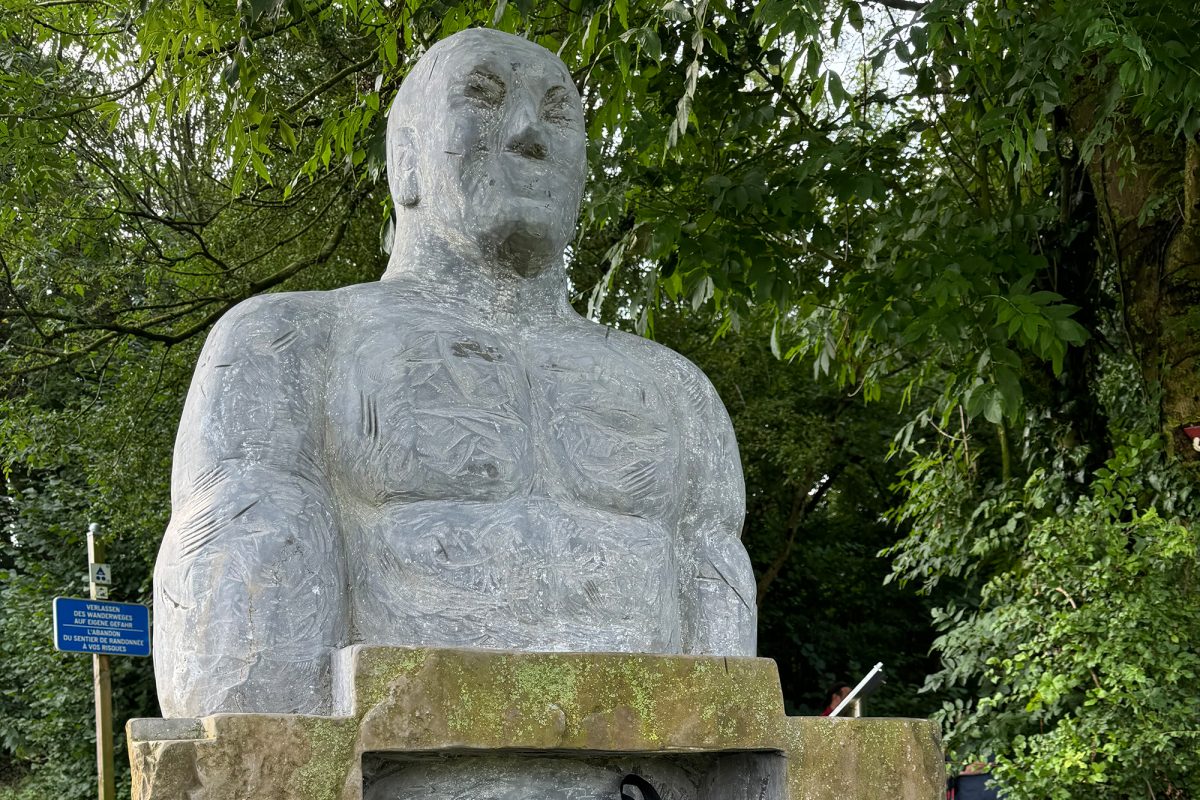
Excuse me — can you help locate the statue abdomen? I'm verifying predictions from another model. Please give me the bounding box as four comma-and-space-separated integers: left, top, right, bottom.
344, 496, 682, 653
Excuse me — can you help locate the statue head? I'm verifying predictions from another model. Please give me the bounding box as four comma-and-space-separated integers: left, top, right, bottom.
386, 28, 587, 277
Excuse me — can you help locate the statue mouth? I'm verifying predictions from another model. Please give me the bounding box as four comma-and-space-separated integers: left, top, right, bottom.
495, 162, 564, 192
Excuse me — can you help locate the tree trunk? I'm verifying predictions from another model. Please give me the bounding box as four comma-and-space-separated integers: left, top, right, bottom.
1070, 94, 1200, 467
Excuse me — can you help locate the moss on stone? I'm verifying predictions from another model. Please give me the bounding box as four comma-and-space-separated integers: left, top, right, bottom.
129, 647, 944, 800
289, 719, 359, 800
351, 648, 426, 716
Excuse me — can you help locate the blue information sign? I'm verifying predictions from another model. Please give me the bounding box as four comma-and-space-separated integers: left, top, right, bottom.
52, 597, 151, 657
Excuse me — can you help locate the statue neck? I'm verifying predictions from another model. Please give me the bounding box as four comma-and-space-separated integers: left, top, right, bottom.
380, 224, 574, 325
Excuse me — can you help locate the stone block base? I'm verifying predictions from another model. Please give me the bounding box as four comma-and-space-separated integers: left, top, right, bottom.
128, 647, 943, 799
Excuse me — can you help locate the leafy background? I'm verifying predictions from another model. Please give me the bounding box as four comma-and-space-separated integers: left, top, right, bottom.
3, 0, 1199, 797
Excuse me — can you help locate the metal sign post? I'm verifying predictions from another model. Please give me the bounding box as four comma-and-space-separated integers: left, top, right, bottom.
829, 662, 886, 719
52, 525, 151, 800
87, 523, 116, 800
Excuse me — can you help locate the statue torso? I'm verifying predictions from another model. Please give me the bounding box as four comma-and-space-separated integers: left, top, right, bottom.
323, 283, 687, 652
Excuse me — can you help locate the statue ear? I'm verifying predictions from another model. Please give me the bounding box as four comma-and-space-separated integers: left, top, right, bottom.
386, 124, 420, 208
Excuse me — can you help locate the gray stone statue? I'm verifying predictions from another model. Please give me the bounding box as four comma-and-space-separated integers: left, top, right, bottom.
153, 27, 756, 718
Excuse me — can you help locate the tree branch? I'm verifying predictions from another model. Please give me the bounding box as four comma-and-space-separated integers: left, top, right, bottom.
233, 181, 345, 272
756, 461, 848, 604
8, 65, 154, 123
0, 251, 49, 340
864, 0, 927, 12
191, 0, 334, 60
5, 332, 120, 378
285, 53, 379, 115
1, 188, 362, 380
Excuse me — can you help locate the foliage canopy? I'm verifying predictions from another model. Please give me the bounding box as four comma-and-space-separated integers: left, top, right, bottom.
3, 0, 1200, 797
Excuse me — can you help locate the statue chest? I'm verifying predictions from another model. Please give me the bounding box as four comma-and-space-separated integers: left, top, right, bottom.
325, 320, 684, 521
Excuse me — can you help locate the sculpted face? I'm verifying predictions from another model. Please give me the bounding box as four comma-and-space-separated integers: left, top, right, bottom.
389, 30, 588, 274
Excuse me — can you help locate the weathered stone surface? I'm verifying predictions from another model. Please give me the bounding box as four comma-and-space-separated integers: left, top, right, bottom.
360, 752, 784, 800
154, 27, 755, 720
129, 647, 944, 800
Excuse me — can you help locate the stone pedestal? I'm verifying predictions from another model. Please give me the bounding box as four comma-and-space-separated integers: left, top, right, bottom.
128, 647, 943, 799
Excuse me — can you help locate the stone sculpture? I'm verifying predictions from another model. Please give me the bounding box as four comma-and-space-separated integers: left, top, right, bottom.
153, 27, 756, 719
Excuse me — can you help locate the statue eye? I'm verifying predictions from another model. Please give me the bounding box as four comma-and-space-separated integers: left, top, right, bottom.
464, 70, 505, 106
541, 86, 577, 124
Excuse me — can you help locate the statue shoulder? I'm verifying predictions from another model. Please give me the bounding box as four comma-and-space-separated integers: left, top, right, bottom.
588, 321, 728, 419
207, 290, 340, 349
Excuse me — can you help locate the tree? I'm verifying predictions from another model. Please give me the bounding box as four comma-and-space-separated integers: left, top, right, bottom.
3, 0, 1199, 797
657, 308, 943, 717
841, 4, 1200, 796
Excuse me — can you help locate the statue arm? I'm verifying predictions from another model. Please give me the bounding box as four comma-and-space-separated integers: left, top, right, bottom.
676, 360, 757, 656
153, 292, 344, 717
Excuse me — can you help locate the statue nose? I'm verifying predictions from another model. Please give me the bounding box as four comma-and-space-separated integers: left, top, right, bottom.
504, 103, 549, 160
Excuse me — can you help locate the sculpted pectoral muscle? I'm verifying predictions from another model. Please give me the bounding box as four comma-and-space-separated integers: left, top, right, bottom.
326, 294, 685, 652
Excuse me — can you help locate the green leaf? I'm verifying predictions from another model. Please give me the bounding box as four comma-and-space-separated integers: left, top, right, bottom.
995, 366, 1021, 415
847, 2, 863, 32
828, 70, 846, 107
982, 389, 1003, 424
662, 0, 691, 22
249, 0, 275, 21
701, 29, 728, 59
613, 40, 632, 81
1054, 318, 1089, 345
222, 60, 241, 88
250, 152, 271, 183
